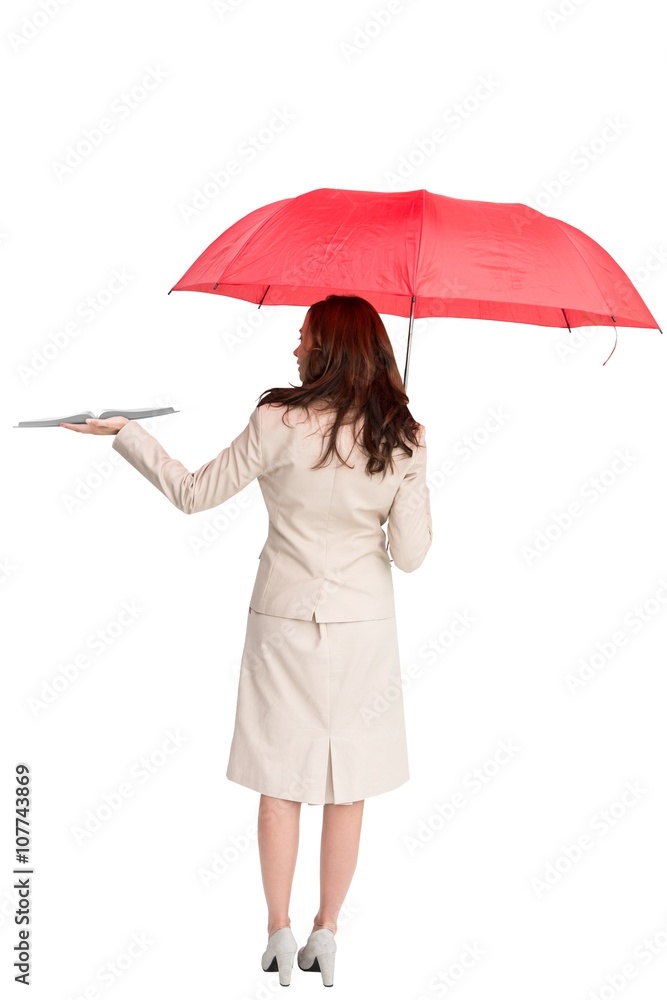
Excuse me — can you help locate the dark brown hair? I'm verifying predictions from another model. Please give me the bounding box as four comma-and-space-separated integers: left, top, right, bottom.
257, 295, 422, 478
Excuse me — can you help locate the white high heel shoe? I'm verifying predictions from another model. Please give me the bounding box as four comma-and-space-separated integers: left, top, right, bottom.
298, 927, 337, 987
261, 926, 298, 986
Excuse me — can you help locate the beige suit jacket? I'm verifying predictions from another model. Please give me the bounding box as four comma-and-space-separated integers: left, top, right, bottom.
112, 401, 432, 622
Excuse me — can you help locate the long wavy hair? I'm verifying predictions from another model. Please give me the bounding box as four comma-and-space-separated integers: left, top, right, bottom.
257, 294, 422, 478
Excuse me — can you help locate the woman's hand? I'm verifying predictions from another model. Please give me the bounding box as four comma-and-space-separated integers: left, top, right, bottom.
60, 416, 130, 435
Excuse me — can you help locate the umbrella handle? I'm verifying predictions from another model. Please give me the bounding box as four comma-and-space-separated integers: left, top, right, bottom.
602, 321, 618, 365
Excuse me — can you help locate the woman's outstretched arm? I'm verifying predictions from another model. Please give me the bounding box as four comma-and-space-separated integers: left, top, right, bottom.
61, 407, 264, 515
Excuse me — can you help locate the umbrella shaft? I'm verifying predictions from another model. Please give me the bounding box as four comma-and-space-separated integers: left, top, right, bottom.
403, 295, 416, 391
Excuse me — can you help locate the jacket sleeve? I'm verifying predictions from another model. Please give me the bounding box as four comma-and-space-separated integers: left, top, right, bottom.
111, 406, 263, 514
386, 424, 433, 572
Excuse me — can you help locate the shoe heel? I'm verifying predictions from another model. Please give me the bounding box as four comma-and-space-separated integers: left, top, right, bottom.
298, 927, 336, 986
317, 949, 335, 987
262, 927, 297, 987
275, 950, 296, 987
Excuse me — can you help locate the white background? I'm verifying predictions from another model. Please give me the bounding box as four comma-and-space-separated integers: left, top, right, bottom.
2, 0, 666, 997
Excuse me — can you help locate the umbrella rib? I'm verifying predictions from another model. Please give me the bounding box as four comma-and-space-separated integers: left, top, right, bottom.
411, 189, 426, 304
550, 218, 620, 323
213, 196, 297, 293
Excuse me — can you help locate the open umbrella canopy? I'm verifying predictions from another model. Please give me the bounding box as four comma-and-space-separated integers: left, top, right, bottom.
169, 187, 660, 331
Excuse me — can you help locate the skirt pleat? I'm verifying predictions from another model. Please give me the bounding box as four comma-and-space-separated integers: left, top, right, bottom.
226, 607, 410, 804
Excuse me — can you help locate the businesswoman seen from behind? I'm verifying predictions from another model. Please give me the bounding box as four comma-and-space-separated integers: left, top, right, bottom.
61, 294, 433, 987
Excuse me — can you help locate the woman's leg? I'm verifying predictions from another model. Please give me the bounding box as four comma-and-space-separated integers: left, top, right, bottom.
312, 800, 365, 934
258, 793, 302, 936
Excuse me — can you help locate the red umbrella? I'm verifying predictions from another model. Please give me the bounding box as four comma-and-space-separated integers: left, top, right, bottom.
169, 187, 661, 385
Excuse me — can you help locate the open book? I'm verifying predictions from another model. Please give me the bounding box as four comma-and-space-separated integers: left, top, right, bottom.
14, 406, 180, 428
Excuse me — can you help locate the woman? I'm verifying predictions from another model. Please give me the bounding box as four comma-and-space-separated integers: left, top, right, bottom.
60, 294, 432, 986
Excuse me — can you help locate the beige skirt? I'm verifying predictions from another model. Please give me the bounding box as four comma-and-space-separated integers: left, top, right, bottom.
226, 607, 410, 804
